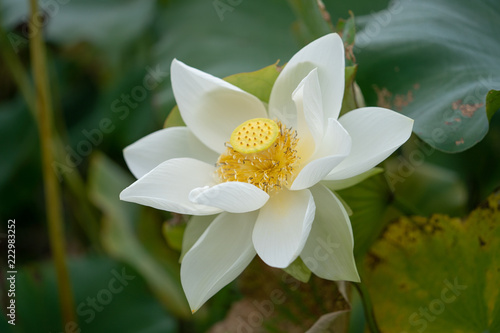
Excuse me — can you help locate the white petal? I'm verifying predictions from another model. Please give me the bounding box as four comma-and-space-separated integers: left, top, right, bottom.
315, 118, 352, 158
290, 155, 347, 191
300, 184, 360, 282
171, 59, 268, 154
120, 158, 222, 215
253, 189, 315, 268
292, 68, 324, 158
179, 215, 215, 263
326, 107, 414, 180
189, 182, 269, 213
269, 33, 345, 125
124, 127, 218, 179
290, 119, 351, 190
181, 211, 257, 312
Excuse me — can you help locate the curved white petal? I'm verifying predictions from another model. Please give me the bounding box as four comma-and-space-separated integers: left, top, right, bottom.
120, 158, 222, 215
290, 155, 347, 191
189, 182, 269, 213
300, 184, 359, 282
171, 59, 268, 154
315, 118, 352, 158
253, 189, 315, 268
179, 215, 215, 263
326, 107, 414, 180
292, 68, 324, 158
181, 211, 257, 312
124, 127, 218, 179
290, 118, 351, 190
269, 33, 345, 125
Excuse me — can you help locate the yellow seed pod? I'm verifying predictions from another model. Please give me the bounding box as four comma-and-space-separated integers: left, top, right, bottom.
229, 118, 279, 154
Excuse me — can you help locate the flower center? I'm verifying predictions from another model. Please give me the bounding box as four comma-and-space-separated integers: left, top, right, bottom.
216, 118, 300, 194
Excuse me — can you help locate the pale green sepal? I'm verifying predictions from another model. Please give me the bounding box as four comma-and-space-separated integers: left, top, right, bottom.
284, 256, 312, 283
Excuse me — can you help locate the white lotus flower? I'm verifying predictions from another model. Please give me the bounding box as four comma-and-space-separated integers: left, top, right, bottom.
120, 33, 413, 312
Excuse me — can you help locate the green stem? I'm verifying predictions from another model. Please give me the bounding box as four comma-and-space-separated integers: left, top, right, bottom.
1, 15, 101, 251
354, 282, 381, 333
29, 0, 76, 326
287, 0, 333, 39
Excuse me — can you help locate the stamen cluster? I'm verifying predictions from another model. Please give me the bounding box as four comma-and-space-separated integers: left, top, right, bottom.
216, 121, 300, 194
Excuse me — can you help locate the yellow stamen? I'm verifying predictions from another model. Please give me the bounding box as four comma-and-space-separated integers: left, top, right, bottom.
217, 120, 300, 194
230, 118, 279, 154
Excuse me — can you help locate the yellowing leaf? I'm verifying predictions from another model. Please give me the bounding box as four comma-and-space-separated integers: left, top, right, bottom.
364, 191, 500, 332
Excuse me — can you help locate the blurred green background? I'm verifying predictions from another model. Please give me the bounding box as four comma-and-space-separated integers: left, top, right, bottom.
1, 0, 499, 332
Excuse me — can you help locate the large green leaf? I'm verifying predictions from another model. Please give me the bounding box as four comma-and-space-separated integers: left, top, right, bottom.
0, 256, 177, 333
385, 139, 468, 216
355, 0, 500, 152
87, 152, 190, 318
364, 191, 500, 332
334, 173, 395, 259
